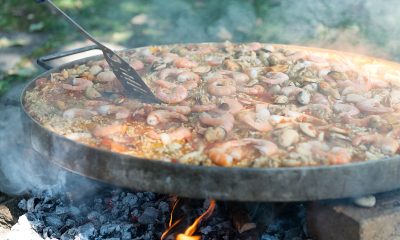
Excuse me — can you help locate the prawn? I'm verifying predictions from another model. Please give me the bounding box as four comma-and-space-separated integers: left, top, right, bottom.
174, 57, 198, 68
155, 80, 188, 104
260, 72, 289, 85
96, 105, 130, 119
146, 109, 188, 126
199, 112, 235, 132
356, 98, 393, 114
62, 78, 93, 91
352, 134, 399, 155
237, 104, 272, 132
63, 108, 97, 119
207, 78, 236, 96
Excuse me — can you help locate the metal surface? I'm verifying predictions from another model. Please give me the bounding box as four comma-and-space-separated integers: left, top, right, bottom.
21, 44, 400, 202
37, 0, 160, 104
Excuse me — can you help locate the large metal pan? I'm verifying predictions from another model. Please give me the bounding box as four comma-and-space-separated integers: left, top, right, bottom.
20, 43, 400, 202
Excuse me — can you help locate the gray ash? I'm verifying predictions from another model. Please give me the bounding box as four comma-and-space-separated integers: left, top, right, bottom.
9, 188, 310, 240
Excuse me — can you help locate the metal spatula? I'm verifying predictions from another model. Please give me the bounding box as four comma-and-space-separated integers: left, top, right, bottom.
37, 0, 161, 104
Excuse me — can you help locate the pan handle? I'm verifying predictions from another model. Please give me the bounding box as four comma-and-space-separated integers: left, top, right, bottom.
36, 45, 101, 70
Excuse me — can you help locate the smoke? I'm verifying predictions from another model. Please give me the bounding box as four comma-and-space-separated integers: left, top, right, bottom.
0, 85, 105, 196
135, 0, 400, 60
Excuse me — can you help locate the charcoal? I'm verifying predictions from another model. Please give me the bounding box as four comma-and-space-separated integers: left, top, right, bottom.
158, 201, 169, 213
60, 228, 77, 240
78, 222, 96, 239
261, 235, 280, 240
138, 207, 159, 224
100, 223, 119, 235
26, 197, 38, 212
87, 210, 101, 221
45, 215, 64, 228
18, 199, 27, 210
200, 225, 213, 234
122, 193, 138, 207
55, 206, 70, 215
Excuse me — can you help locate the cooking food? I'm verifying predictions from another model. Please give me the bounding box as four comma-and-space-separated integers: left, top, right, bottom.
24, 42, 400, 168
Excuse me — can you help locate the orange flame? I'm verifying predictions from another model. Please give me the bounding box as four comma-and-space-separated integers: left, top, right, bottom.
176, 200, 216, 240
161, 198, 182, 240
161, 199, 216, 240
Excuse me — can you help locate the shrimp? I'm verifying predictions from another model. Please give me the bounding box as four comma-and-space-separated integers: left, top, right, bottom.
352, 134, 399, 155
281, 86, 303, 97
96, 71, 116, 82
159, 127, 192, 145
62, 78, 93, 91
260, 72, 289, 85
206, 56, 224, 66
311, 92, 329, 105
63, 108, 98, 119
131, 59, 144, 71
207, 138, 278, 167
242, 138, 279, 157
159, 105, 191, 115
174, 57, 198, 68
155, 80, 188, 104
219, 70, 250, 85
146, 110, 188, 126
237, 104, 272, 132
342, 115, 386, 129
96, 105, 130, 119
356, 99, 393, 114
92, 124, 127, 138
238, 85, 265, 96
286, 111, 327, 125
332, 103, 360, 117
207, 78, 236, 96
191, 104, 217, 112
207, 140, 247, 166
220, 97, 243, 115
199, 112, 235, 132
327, 147, 352, 165
177, 71, 200, 90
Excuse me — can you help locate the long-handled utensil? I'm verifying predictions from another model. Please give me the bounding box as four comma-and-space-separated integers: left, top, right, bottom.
37, 0, 161, 103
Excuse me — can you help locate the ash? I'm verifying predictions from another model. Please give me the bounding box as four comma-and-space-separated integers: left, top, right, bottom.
7, 189, 309, 240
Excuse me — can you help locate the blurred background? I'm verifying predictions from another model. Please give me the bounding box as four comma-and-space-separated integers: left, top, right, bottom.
1, 0, 400, 96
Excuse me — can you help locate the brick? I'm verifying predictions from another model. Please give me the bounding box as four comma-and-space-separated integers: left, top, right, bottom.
307, 190, 400, 240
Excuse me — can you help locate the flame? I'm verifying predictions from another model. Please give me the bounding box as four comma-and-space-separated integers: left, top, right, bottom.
176, 200, 216, 240
161, 198, 182, 240
161, 199, 216, 240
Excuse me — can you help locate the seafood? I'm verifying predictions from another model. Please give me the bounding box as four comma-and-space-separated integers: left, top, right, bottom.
356, 98, 393, 114
25, 42, 400, 168
97, 105, 130, 119
174, 57, 198, 68
147, 110, 188, 126
207, 138, 278, 166
159, 105, 191, 115
238, 85, 265, 96
92, 124, 126, 138
199, 112, 235, 132
237, 104, 272, 132
155, 80, 188, 104
260, 72, 289, 85
62, 78, 93, 91
352, 134, 399, 155
63, 108, 97, 119
207, 78, 236, 96
159, 127, 192, 145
